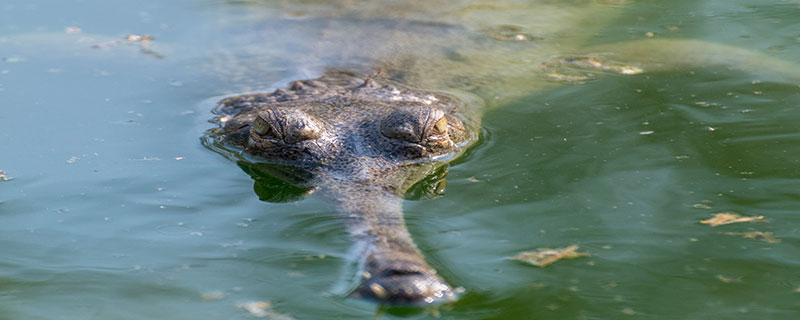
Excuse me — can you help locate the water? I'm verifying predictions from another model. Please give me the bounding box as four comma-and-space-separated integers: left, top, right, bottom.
2, 0, 800, 319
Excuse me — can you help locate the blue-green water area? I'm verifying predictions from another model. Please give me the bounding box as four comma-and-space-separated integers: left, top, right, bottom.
1, 1, 799, 319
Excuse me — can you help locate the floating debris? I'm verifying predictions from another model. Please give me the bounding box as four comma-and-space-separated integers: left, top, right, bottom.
694, 101, 721, 108
201, 290, 225, 301
621, 307, 636, 315
545, 72, 592, 83
66, 156, 79, 164
0, 170, 12, 181
722, 231, 780, 243
92, 34, 164, 59
237, 301, 271, 318
65, 26, 82, 34
131, 156, 161, 161
663, 25, 680, 32
488, 25, 543, 42
510, 245, 590, 267
2, 56, 27, 63
221, 240, 243, 248
560, 56, 643, 75
541, 55, 643, 83
236, 301, 294, 319
716, 274, 742, 283
700, 213, 766, 227
125, 34, 154, 42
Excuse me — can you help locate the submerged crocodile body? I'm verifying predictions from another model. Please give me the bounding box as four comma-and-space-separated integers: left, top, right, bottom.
205, 72, 480, 304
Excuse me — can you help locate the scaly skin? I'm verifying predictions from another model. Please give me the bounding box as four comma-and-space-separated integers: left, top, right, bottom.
204, 72, 479, 305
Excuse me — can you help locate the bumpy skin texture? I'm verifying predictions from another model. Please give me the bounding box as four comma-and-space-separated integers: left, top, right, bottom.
205, 72, 478, 305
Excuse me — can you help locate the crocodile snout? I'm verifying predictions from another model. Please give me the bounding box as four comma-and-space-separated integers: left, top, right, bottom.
349, 265, 457, 305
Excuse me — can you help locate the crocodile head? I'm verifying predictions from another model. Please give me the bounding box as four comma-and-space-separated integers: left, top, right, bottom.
208, 72, 477, 193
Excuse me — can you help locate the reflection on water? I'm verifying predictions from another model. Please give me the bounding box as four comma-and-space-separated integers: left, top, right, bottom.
1, 0, 800, 319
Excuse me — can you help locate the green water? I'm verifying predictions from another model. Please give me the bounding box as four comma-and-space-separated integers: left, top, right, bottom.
2, 0, 799, 319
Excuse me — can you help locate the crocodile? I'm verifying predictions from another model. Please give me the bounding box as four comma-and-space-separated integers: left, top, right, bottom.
204, 72, 479, 304
201, 0, 800, 307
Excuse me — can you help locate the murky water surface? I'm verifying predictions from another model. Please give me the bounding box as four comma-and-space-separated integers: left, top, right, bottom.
2, 1, 799, 319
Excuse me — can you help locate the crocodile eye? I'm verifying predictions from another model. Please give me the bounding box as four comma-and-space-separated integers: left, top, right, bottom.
381, 108, 446, 143
253, 109, 322, 144
252, 115, 277, 137
431, 116, 447, 135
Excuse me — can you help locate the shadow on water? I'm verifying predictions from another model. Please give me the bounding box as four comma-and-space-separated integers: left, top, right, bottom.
238, 162, 315, 203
